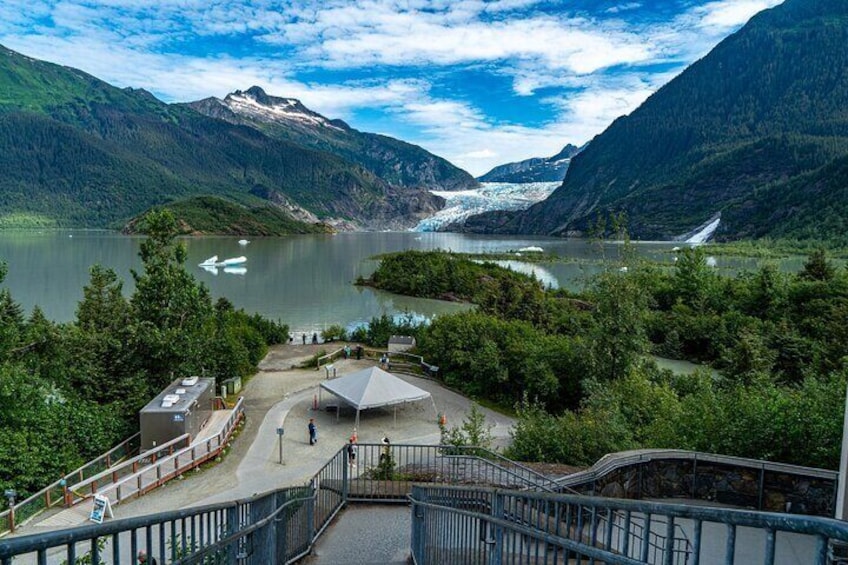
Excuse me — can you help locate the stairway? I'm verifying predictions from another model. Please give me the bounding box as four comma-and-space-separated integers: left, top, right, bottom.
304, 505, 410, 564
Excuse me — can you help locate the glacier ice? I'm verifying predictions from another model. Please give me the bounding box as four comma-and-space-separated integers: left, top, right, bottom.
413, 182, 560, 232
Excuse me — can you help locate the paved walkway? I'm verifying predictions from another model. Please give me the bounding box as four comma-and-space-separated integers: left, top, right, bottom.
304, 505, 410, 564
18, 342, 514, 533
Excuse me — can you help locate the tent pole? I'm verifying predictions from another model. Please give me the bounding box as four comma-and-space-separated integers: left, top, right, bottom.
430, 397, 439, 419
356, 409, 360, 429
336, 404, 339, 422
394, 406, 397, 427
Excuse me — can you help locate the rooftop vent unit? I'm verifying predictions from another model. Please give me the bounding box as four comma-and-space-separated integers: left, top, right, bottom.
181, 376, 200, 387
161, 400, 174, 408
175, 388, 186, 395
163, 394, 181, 404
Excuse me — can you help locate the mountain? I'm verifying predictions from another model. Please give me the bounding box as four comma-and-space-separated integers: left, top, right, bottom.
187, 87, 477, 191
0, 46, 445, 230
459, 0, 848, 242
477, 144, 582, 183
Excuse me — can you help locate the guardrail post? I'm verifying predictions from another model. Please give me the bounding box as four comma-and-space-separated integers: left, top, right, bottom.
307, 487, 316, 548
411, 486, 427, 564
489, 491, 503, 565
227, 505, 239, 563
342, 453, 349, 502
8, 505, 14, 533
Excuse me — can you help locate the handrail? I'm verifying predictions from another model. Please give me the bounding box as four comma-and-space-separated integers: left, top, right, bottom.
67, 434, 192, 502
0, 433, 140, 535
2, 443, 846, 564
441, 453, 559, 492
96, 397, 245, 504
176, 492, 315, 565
409, 485, 848, 565
557, 449, 838, 487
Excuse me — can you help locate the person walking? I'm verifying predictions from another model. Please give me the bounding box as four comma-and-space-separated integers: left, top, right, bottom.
308, 418, 317, 445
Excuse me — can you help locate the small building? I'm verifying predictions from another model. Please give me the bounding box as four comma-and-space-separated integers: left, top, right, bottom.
139, 376, 215, 450
388, 335, 416, 353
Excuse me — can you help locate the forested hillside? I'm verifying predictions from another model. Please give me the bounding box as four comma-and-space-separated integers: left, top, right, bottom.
462, 0, 848, 243
0, 210, 288, 497
362, 248, 848, 470
0, 46, 443, 230
188, 87, 477, 192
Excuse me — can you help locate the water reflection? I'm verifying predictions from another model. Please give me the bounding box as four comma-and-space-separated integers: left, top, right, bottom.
0, 230, 813, 331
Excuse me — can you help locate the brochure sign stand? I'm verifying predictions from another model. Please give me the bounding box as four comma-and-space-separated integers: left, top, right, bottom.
89, 495, 114, 524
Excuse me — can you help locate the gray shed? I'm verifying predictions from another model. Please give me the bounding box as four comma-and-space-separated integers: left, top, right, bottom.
140, 376, 215, 450
388, 335, 416, 353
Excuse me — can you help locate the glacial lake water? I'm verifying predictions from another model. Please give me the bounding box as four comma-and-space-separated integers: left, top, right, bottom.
0, 230, 805, 333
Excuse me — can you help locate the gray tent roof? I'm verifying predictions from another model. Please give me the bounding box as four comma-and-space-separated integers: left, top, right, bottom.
320, 367, 431, 410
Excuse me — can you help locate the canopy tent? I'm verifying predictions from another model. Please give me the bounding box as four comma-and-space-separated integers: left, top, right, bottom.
319, 366, 434, 427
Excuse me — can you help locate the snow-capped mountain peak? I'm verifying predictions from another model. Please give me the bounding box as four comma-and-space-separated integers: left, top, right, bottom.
223, 86, 347, 131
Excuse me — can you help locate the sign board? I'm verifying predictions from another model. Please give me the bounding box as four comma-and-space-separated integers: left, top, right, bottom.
89, 495, 113, 524
173, 414, 185, 422
276, 427, 284, 436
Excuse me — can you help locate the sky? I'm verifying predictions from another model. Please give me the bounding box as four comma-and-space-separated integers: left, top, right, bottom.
0, 0, 783, 176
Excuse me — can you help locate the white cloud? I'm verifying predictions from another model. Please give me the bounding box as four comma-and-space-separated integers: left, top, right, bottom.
0, 0, 786, 175
695, 0, 783, 30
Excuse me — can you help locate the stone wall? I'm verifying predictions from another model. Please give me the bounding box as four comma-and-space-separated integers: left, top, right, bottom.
571, 456, 836, 517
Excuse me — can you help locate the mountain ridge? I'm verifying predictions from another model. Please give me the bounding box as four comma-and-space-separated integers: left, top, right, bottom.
477, 144, 583, 183
0, 46, 452, 230
186, 86, 478, 193
458, 0, 848, 242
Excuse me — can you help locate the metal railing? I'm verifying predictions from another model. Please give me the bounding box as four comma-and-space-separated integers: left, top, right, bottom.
0, 443, 556, 563
6, 443, 848, 564
0, 433, 140, 535
410, 484, 848, 565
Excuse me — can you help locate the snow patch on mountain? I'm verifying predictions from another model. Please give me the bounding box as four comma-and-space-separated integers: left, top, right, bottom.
225, 91, 344, 131
414, 182, 559, 232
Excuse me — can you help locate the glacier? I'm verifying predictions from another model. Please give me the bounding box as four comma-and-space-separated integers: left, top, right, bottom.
413, 182, 560, 232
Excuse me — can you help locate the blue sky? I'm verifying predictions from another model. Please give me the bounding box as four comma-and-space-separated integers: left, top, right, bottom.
0, 0, 782, 176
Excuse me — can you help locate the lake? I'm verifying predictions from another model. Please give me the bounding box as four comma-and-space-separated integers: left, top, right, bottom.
0, 230, 790, 333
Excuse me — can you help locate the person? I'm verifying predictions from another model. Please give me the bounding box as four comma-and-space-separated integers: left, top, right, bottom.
308, 418, 317, 445
302, 333, 306, 345
356, 345, 363, 360
137, 550, 158, 564
380, 436, 391, 463
344, 345, 351, 359
347, 438, 357, 467
312, 332, 318, 344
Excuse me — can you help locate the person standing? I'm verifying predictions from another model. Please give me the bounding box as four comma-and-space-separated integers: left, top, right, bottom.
308, 418, 317, 445
347, 438, 357, 467
137, 550, 158, 564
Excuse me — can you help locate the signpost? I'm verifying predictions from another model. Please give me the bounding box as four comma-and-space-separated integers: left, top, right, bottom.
276, 427, 285, 464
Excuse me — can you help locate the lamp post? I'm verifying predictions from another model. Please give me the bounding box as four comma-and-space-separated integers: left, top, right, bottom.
276, 427, 285, 464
